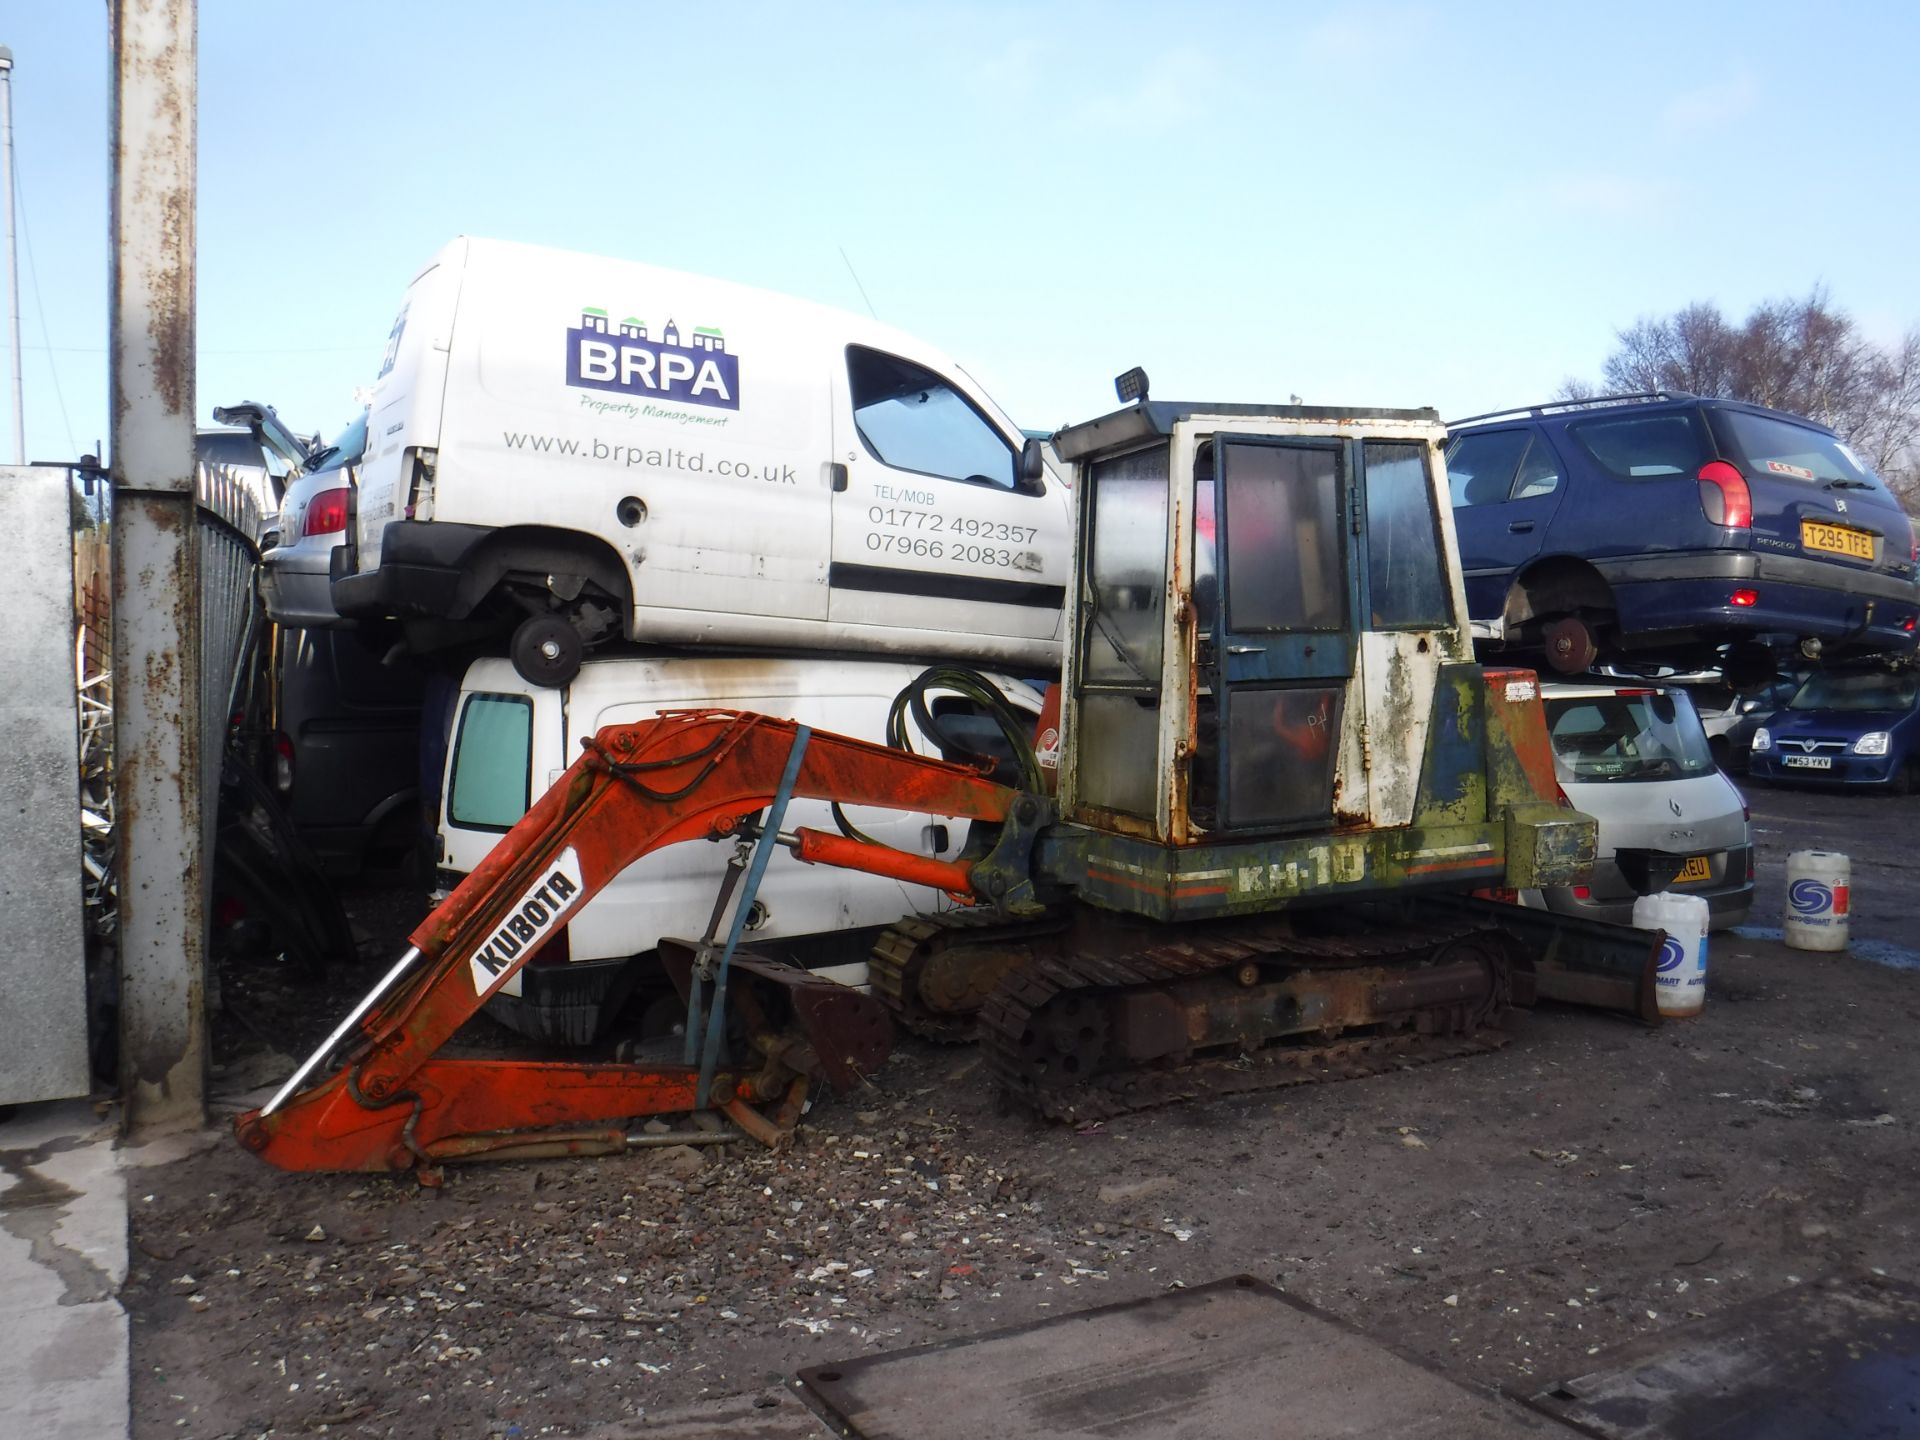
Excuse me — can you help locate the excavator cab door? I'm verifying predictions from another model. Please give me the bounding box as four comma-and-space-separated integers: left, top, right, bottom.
1203, 436, 1357, 830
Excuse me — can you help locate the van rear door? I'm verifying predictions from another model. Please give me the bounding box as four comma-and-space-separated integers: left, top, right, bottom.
357, 244, 465, 568
829, 345, 1068, 645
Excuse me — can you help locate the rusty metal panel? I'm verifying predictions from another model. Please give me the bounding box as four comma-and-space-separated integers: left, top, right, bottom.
111, 0, 204, 1134
0, 468, 92, 1103
796, 1274, 1566, 1439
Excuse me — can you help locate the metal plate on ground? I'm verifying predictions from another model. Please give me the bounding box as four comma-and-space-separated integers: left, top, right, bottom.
796, 1275, 1567, 1439
1527, 1275, 1920, 1438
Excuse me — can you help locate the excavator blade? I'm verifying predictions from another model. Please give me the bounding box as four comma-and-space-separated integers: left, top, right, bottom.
1427, 895, 1663, 1022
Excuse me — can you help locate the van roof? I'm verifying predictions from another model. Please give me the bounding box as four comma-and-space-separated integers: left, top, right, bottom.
445, 236, 1025, 437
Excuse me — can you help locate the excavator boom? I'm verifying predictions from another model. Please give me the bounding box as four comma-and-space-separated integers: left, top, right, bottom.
236, 710, 1017, 1173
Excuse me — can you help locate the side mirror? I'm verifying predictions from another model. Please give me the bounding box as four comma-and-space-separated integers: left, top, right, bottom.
1019, 437, 1046, 487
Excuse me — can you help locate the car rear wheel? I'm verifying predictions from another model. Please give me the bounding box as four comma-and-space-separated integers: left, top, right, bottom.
1542, 614, 1600, 674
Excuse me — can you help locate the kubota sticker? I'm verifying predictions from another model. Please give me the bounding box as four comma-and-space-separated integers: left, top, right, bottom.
468, 847, 586, 997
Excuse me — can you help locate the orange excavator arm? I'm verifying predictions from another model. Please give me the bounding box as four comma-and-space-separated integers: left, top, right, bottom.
235, 710, 1021, 1174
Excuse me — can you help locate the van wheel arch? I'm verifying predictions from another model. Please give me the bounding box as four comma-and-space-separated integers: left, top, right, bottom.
450, 526, 635, 635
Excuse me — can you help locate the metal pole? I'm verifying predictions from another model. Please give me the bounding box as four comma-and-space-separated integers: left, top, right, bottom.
110, 0, 203, 1135
0, 45, 24, 464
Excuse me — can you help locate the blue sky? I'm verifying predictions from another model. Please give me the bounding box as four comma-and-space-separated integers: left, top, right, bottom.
5, 1, 1918, 460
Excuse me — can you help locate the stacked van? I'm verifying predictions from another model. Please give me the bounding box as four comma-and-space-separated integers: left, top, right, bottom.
437, 654, 1041, 1042
333, 237, 1073, 686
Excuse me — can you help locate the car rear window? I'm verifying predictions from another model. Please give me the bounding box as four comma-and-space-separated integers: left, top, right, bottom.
1564, 411, 1711, 480
1787, 670, 1918, 712
1544, 690, 1715, 782
1709, 409, 1884, 491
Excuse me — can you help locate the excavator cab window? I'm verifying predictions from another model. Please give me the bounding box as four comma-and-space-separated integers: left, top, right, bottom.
1075, 442, 1170, 821
1361, 441, 1450, 629
1206, 436, 1353, 831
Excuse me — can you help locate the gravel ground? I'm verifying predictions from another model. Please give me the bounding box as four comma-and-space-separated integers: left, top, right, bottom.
126, 780, 1920, 1437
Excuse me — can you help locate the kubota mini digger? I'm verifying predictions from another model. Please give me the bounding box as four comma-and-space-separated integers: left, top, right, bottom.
238, 392, 1660, 1174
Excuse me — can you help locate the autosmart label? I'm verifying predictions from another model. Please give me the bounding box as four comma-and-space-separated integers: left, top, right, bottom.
567, 305, 740, 411
1789, 877, 1850, 923
468, 847, 586, 997
1655, 936, 1687, 973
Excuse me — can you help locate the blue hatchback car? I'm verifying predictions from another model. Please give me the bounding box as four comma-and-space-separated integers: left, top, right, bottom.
1446, 393, 1919, 681
1748, 669, 1920, 792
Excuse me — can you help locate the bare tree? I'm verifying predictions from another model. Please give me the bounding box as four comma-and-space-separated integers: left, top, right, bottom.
1579, 291, 1920, 503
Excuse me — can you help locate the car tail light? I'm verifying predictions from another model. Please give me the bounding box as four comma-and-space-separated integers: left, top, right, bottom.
1906, 616, 1917, 633
1730, 589, 1759, 607
1697, 460, 1752, 529
272, 730, 294, 795
301, 485, 351, 538
1572, 885, 1592, 900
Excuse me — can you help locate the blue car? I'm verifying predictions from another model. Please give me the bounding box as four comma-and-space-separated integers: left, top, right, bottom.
1446, 393, 1919, 683
1748, 669, 1920, 792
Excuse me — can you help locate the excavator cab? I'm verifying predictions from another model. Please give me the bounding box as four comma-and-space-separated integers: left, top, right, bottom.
1059, 400, 1467, 845
1039, 396, 1595, 924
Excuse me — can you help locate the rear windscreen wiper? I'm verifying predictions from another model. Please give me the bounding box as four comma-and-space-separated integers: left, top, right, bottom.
1825, 478, 1874, 490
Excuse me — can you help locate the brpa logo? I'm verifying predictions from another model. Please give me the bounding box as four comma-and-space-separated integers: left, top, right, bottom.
1789, 878, 1833, 916
1656, 936, 1687, 973
566, 307, 740, 411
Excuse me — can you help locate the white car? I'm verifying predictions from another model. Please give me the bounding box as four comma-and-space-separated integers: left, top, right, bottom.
1521, 682, 1754, 929
261, 410, 365, 628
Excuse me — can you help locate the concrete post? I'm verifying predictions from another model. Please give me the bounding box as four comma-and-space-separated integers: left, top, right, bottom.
110, 0, 203, 1134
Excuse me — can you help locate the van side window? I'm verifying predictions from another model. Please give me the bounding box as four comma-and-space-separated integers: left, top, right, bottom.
448, 693, 533, 831
846, 345, 1021, 491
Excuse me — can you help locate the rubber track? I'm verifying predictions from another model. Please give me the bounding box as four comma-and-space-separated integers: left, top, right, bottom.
868, 909, 1067, 1043
977, 915, 1511, 1123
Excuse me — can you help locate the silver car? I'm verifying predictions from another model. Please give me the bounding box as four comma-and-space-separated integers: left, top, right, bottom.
1521, 682, 1754, 929
261, 409, 366, 628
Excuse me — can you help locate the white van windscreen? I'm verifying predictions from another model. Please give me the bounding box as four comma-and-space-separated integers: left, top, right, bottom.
448, 693, 533, 830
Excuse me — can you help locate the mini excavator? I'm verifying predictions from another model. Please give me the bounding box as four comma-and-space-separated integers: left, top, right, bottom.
238, 395, 1661, 1175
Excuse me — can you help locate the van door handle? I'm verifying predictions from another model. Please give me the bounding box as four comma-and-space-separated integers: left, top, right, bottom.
829, 462, 848, 492
1226, 644, 1264, 655
1508, 520, 1535, 533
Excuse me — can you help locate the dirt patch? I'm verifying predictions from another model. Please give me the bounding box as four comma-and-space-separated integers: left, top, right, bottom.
126, 786, 1920, 1437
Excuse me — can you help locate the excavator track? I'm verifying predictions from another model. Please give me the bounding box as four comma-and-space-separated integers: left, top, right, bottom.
978, 912, 1518, 1124
868, 908, 1070, 1042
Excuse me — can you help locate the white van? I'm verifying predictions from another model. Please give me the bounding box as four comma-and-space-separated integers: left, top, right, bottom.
335, 238, 1072, 686
436, 653, 1043, 1042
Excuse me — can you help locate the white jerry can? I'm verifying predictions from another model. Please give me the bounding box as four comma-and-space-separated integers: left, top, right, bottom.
1633, 891, 1710, 1019
1784, 850, 1850, 952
